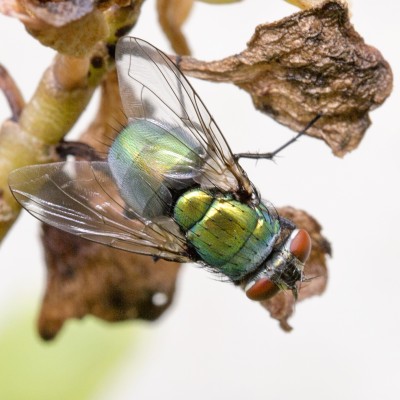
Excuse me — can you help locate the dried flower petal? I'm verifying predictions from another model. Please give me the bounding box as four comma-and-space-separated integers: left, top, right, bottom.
39, 225, 181, 340
177, 1, 392, 156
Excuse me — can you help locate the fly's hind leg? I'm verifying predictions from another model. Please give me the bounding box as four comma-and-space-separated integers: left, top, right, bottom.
56, 141, 104, 161
234, 114, 322, 161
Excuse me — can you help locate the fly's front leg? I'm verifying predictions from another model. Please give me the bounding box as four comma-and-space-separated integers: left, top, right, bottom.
234, 114, 322, 161
276, 217, 297, 248
279, 217, 296, 231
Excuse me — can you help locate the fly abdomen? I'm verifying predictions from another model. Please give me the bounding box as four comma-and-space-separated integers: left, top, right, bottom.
174, 189, 280, 281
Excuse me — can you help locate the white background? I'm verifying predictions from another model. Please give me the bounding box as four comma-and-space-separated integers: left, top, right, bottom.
1, 1, 399, 399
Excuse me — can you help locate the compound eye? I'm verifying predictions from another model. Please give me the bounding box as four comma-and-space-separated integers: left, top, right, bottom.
289, 229, 312, 263
245, 229, 312, 302
245, 277, 280, 301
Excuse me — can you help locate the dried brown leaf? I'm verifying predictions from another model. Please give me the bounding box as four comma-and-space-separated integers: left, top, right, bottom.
39, 225, 181, 340
260, 207, 331, 331
177, 1, 392, 156
157, 0, 194, 55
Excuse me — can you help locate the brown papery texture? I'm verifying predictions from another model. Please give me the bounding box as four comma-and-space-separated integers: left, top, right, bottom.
39, 224, 180, 340
177, 1, 392, 156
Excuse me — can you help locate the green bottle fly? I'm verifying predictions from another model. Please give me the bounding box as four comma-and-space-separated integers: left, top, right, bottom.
9, 37, 312, 303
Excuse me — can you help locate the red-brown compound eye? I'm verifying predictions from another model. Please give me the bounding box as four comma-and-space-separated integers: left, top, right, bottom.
289, 229, 312, 263
245, 277, 280, 301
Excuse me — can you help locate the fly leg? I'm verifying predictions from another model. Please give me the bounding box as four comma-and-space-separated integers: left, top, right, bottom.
56, 141, 103, 161
279, 217, 296, 231
234, 114, 321, 161
276, 217, 297, 251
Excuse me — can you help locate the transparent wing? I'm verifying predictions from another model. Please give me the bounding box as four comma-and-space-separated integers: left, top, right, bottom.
9, 161, 191, 262
115, 37, 255, 198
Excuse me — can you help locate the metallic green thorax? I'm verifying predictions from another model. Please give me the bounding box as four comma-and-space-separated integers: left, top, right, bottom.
108, 120, 280, 281
109, 119, 201, 180
108, 119, 203, 216
174, 189, 280, 281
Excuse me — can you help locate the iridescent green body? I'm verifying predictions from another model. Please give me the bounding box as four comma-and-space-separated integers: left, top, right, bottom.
174, 189, 280, 280
109, 119, 201, 179
108, 119, 281, 281
9, 38, 309, 302
108, 119, 203, 217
